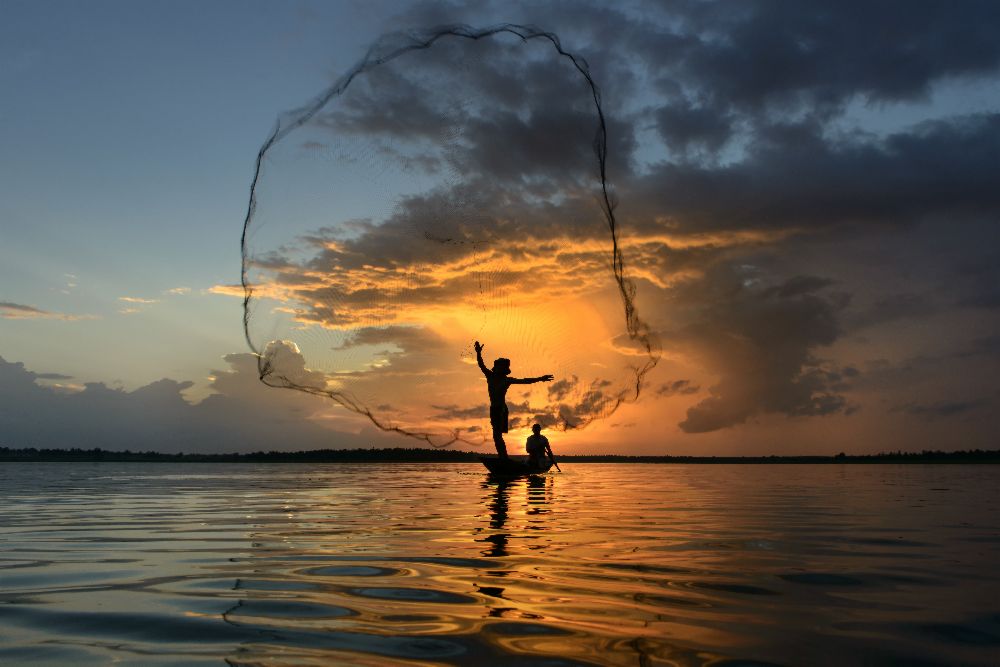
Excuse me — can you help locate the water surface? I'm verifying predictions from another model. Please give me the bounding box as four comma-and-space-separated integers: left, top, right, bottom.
1, 463, 998, 665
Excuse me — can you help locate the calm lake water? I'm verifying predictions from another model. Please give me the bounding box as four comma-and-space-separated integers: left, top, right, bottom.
1, 463, 998, 666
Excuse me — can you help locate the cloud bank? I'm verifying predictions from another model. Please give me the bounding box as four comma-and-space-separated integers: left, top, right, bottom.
0, 353, 393, 454
223, 1, 999, 446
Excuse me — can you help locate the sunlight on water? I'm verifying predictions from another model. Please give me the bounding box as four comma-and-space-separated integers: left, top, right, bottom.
1, 463, 998, 665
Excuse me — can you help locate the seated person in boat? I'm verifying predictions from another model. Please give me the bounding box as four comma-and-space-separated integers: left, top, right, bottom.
474, 341, 553, 459
525, 423, 553, 468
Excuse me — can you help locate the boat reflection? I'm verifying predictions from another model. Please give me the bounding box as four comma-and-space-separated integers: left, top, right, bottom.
479, 473, 555, 560
482, 477, 512, 558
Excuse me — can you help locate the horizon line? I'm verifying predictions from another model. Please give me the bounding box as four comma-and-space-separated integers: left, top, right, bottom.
2, 446, 998, 464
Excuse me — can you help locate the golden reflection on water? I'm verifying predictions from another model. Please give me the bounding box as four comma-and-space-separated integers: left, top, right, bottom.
224, 466, 736, 667
0, 463, 998, 666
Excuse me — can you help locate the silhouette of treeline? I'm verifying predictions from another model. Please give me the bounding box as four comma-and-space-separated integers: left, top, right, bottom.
1, 447, 999, 463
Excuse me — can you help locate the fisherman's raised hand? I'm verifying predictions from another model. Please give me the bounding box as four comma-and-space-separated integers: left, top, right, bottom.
540, 374, 554, 382
474, 341, 484, 354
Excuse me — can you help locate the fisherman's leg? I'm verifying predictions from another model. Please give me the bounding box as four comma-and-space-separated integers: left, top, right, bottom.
492, 430, 508, 458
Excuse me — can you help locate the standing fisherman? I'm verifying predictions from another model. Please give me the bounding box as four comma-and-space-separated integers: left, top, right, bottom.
474, 341, 553, 459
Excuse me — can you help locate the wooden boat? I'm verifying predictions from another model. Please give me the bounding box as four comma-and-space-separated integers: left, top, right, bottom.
479, 456, 553, 476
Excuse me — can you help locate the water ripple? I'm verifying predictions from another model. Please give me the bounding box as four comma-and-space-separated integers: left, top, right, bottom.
0, 462, 997, 665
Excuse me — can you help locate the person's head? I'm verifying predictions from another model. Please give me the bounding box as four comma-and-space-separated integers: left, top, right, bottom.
531, 423, 542, 434
492, 358, 511, 375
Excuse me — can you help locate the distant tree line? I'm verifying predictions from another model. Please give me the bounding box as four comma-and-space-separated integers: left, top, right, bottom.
1, 446, 998, 463
0, 447, 480, 463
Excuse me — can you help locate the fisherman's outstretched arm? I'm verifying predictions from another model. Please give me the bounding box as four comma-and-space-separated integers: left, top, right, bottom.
510, 373, 555, 384
474, 340, 490, 376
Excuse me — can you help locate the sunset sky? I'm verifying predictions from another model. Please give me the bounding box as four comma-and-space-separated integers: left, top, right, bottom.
2, 1, 999, 455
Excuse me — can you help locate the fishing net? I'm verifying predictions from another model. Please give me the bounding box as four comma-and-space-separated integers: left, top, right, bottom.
241, 25, 658, 446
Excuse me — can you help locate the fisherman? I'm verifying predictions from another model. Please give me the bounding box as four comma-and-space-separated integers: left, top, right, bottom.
525, 423, 554, 469
474, 340, 553, 459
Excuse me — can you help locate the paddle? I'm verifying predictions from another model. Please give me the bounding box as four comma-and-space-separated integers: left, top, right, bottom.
547, 446, 561, 472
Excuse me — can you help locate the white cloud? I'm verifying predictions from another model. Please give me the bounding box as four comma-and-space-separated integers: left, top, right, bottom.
0, 353, 399, 453
0, 302, 95, 321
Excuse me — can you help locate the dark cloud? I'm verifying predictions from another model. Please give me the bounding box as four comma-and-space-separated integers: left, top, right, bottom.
238, 3, 1000, 444
957, 334, 1000, 360
632, 113, 1000, 233
656, 379, 699, 397
655, 100, 734, 155
551, 378, 620, 429
249, 182, 629, 334
312, 31, 636, 188
336, 325, 449, 352
323, 326, 455, 383
321, 64, 457, 141
431, 403, 488, 420
891, 400, 987, 419
372, 4, 1000, 237
850, 293, 939, 330
663, 0, 1000, 112
765, 275, 837, 299
547, 375, 577, 401
846, 334, 999, 427
454, 107, 613, 185
431, 399, 543, 423
660, 269, 849, 433
955, 252, 1000, 309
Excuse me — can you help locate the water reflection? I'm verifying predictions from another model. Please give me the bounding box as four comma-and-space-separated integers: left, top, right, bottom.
1, 463, 998, 666
527, 474, 553, 511
482, 478, 512, 558
479, 473, 556, 559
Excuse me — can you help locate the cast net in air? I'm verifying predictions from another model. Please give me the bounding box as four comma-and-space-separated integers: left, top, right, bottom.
241, 25, 659, 446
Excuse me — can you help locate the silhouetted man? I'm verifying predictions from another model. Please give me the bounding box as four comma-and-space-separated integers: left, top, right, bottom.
475, 341, 553, 459
525, 423, 554, 469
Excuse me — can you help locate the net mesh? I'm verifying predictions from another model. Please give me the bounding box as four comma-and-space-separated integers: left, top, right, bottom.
241, 25, 659, 446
